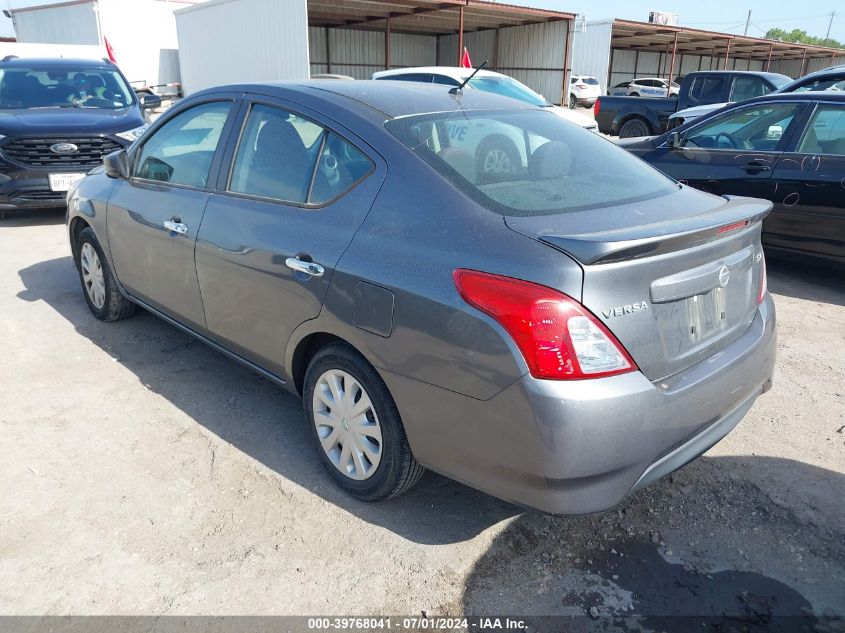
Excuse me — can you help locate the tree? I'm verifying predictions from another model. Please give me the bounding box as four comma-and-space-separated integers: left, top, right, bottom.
765, 27, 842, 49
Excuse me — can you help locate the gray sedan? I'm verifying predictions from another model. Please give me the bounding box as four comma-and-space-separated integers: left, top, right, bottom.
66, 80, 776, 514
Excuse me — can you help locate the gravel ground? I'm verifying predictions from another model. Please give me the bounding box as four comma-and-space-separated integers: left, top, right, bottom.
0, 210, 843, 629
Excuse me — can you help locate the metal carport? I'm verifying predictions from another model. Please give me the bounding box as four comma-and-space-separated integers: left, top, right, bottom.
306, 0, 575, 104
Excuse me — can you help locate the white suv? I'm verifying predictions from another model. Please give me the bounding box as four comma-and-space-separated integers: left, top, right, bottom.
569, 75, 601, 108
372, 66, 598, 132
626, 77, 680, 98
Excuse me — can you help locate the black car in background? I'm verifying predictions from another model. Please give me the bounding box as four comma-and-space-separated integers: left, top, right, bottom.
0, 57, 160, 218
618, 92, 845, 264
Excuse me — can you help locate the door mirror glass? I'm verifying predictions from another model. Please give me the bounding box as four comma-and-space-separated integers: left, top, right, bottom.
103, 149, 129, 179
666, 131, 682, 148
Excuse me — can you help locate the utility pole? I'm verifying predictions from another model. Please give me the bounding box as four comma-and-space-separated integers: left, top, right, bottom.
744, 10, 752, 36
825, 12, 836, 41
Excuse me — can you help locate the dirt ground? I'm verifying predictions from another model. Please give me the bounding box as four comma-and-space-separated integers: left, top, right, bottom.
0, 209, 843, 629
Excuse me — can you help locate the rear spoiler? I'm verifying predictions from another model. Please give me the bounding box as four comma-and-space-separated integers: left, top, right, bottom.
539, 196, 772, 265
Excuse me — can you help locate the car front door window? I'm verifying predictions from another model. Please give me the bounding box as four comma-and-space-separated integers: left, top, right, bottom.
797, 105, 845, 155
685, 104, 800, 151
133, 101, 231, 187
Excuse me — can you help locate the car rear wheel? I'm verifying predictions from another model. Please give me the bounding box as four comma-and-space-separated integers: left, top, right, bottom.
618, 118, 651, 138
303, 342, 424, 501
629, 92, 640, 97
569, 94, 577, 109
74, 227, 136, 321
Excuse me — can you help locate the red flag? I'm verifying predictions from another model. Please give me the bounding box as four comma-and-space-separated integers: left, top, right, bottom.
104, 37, 117, 63
460, 47, 472, 69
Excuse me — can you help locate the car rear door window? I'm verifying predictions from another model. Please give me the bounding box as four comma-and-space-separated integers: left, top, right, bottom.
134, 101, 231, 187
797, 105, 845, 155
433, 75, 460, 86
228, 103, 373, 205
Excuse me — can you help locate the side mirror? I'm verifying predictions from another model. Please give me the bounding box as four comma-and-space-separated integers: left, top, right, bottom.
140, 93, 162, 110
667, 131, 683, 148
104, 149, 131, 179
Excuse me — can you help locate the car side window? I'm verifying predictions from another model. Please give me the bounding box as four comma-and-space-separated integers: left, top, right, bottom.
228, 103, 373, 205
685, 104, 800, 151
432, 75, 460, 86
134, 101, 231, 187
384, 73, 433, 83
687, 76, 726, 105
797, 105, 845, 155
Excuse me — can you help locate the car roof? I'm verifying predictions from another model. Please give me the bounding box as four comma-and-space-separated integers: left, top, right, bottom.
0, 57, 114, 69
685, 70, 790, 80
197, 79, 537, 119
744, 91, 845, 105
372, 66, 502, 81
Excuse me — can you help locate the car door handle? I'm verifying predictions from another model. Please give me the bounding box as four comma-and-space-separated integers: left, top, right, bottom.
741, 161, 771, 173
163, 220, 188, 234
285, 257, 324, 277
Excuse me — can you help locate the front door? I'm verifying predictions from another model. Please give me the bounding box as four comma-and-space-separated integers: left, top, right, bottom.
107, 100, 235, 329
646, 102, 805, 201
195, 99, 383, 375
765, 103, 845, 260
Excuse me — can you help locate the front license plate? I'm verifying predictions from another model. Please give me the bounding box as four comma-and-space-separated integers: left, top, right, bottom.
48, 173, 86, 192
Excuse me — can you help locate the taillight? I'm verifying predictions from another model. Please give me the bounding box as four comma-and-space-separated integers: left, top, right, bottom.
453, 269, 637, 380
757, 252, 767, 305
594, 99, 600, 118
576, 83, 586, 89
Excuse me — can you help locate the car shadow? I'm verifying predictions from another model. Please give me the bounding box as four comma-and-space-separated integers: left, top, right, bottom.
767, 256, 845, 307
16, 255, 520, 546
0, 207, 66, 227
461, 456, 844, 630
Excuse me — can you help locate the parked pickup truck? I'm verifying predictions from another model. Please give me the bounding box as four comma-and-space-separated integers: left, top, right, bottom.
595, 70, 791, 137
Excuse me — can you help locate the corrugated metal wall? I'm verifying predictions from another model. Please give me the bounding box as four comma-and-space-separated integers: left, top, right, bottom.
438, 20, 569, 105
309, 28, 436, 78
12, 1, 100, 45
570, 20, 612, 94
176, 0, 310, 94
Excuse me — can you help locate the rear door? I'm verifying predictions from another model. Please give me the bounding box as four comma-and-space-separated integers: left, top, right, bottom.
194, 96, 383, 375
107, 97, 237, 329
646, 101, 806, 201
764, 102, 845, 260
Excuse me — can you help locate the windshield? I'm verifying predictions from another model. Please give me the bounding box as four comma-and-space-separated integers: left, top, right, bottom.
0, 66, 135, 110
467, 76, 549, 107
769, 75, 793, 90
386, 109, 677, 217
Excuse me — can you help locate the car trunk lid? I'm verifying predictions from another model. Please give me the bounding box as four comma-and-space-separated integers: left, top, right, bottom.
505, 193, 771, 382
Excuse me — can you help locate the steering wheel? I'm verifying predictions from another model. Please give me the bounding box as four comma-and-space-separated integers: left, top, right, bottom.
319, 154, 340, 187
716, 132, 738, 149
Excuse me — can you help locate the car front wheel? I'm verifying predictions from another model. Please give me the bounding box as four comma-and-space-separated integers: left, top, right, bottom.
303, 342, 424, 501
74, 227, 136, 321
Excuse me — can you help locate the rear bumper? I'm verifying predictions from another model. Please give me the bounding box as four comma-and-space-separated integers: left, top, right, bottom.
385, 294, 776, 515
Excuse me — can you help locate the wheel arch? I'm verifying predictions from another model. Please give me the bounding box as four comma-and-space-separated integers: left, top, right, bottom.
289, 331, 351, 396
68, 216, 92, 269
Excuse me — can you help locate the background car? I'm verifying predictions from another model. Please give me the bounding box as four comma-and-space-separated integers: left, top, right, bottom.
67, 80, 775, 515
0, 56, 160, 219
568, 74, 601, 108
618, 92, 845, 264
626, 77, 680, 97
372, 66, 598, 132
668, 64, 845, 129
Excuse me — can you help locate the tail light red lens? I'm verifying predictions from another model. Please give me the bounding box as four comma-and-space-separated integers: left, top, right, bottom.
757, 252, 768, 305
593, 99, 600, 118
576, 83, 586, 88
453, 269, 637, 380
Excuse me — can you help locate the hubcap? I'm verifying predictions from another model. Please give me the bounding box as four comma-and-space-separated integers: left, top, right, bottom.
312, 369, 382, 481
483, 148, 512, 174
80, 242, 106, 310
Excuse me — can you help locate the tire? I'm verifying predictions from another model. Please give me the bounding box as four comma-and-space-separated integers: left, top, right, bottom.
476, 136, 520, 181
74, 227, 136, 322
303, 342, 424, 501
629, 92, 640, 97
569, 94, 577, 109
618, 118, 652, 139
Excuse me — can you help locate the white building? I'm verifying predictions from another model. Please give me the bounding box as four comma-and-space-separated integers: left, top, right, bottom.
8, 0, 199, 88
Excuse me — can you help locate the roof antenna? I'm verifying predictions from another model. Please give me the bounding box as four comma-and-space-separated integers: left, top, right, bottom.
450, 60, 488, 95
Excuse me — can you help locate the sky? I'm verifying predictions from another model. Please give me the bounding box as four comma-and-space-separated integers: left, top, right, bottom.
0, 0, 842, 43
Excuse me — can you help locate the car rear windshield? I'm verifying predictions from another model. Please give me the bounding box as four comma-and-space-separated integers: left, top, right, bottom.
386, 109, 677, 217
582, 77, 600, 85
0, 66, 135, 110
